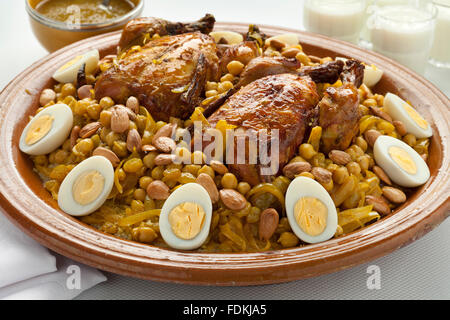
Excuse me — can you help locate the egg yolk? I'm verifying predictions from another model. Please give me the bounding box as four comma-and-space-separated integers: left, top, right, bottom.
59, 55, 83, 71
25, 114, 54, 145
294, 197, 328, 237
403, 103, 428, 129
72, 170, 105, 205
168, 202, 206, 240
388, 146, 417, 175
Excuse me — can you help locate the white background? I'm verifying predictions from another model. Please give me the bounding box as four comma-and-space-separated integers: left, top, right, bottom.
0, 0, 449, 299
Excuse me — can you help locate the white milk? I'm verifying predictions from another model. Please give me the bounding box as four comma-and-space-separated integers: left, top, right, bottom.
303, 0, 366, 44
430, 0, 450, 66
368, 5, 436, 74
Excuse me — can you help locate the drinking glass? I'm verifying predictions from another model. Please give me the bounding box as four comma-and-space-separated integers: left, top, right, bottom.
429, 0, 450, 68
367, 0, 437, 74
303, 0, 367, 44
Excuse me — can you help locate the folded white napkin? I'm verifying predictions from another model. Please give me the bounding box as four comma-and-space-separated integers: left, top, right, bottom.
0, 212, 106, 300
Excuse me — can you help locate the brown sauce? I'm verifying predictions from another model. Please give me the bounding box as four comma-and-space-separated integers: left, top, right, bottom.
36, 0, 134, 24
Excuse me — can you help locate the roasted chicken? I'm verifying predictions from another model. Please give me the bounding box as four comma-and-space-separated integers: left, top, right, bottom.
207, 74, 320, 186
95, 32, 220, 121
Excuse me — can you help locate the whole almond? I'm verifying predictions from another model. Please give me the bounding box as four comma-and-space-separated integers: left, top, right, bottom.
364, 130, 381, 148
369, 106, 393, 123
111, 106, 129, 133
153, 136, 176, 153
127, 129, 142, 152
152, 123, 177, 144
282, 48, 301, 58
77, 85, 93, 100
154, 154, 175, 166
366, 195, 391, 216
79, 122, 102, 138
328, 150, 352, 165
210, 160, 229, 175
93, 147, 120, 167
142, 144, 157, 152
373, 165, 392, 185
116, 104, 136, 121
259, 208, 279, 241
196, 173, 219, 203
270, 39, 286, 51
393, 120, 407, 136
382, 186, 406, 204
146, 180, 170, 200
219, 189, 247, 211
126, 96, 139, 113
311, 167, 332, 184
70, 125, 80, 148
283, 162, 312, 179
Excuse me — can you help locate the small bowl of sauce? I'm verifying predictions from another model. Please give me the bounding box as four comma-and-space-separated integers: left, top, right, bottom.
26, 0, 144, 52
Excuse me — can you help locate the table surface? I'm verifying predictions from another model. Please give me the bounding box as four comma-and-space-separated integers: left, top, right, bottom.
0, 0, 449, 300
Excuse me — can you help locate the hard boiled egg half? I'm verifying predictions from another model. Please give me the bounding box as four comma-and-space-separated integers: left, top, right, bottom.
285, 177, 338, 244
19, 103, 73, 156
159, 183, 212, 250
58, 156, 114, 216
384, 93, 432, 138
373, 135, 430, 188
53, 49, 99, 83
363, 64, 383, 87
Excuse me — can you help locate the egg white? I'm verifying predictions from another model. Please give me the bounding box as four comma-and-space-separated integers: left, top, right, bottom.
363, 64, 383, 87
373, 135, 430, 188
58, 156, 114, 216
265, 33, 299, 47
159, 183, 212, 250
285, 177, 338, 244
53, 49, 100, 83
19, 103, 73, 156
383, 93, 432, 139
209, 31, 243, 45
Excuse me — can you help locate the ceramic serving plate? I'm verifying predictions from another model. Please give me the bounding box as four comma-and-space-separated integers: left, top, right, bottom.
0, 23, 448, 286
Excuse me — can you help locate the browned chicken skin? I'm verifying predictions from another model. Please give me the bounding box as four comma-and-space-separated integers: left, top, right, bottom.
118, 14, 216, 52
318, 59, 365, 153
95, 32, 220, 121
208, 74, 320, 186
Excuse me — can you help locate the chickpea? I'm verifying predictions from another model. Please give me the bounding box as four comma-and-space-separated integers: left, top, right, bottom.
246, 206, 261, 224
141, 130, 153, 145
363, 98, 377, 108
299, 143, 316, 160
61, 83, 76, 98
183, 164, 201, 176
132, 227, 157, 243
221, 173, 238, 189
295, 52, 311, 65
178, 172, 196, 184
299, 172, 315, 179
75, 139, 94, 155
99, 110, 112, 128
237, 182, 251, 195
197, 165, 214, 179
117, 168, 126, 181
99, 96, 115, 109
358, 155, 370, 172
217, 81, 234, 94
143, 152, 157, 169
151, 166, 164, 180
163, 168, 182, 181
191, 151, 206, 165
220, 73, 235, 83
87, 103, 101, 120
123, 158, 143, 173
74, 99, 90, 116
139, 176, 153, 189
333, 166, 349, 184
113, 141, 128, 158
105, 131, 121, 148
205, 81, 218, 91
403, 134, 417, 146
131, 199, 145, 213
278, 232, 300, 248
205, 90, 218, 98
134, 188, 147, 202
355, 136, 368, 152
33, 155, 48, 166
227, 61, 245, 76
39, 89, 56, 107
346, 161, 361, 176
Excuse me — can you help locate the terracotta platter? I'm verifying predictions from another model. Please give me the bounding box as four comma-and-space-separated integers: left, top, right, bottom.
0, 23, 448, 286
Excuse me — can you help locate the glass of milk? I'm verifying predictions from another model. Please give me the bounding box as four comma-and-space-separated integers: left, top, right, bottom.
367, 1, 437, 74
303, 0, 367, 44
430, 0, 450, 67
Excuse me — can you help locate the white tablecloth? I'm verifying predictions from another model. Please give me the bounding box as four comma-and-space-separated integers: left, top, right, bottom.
0, 0, 449, 300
